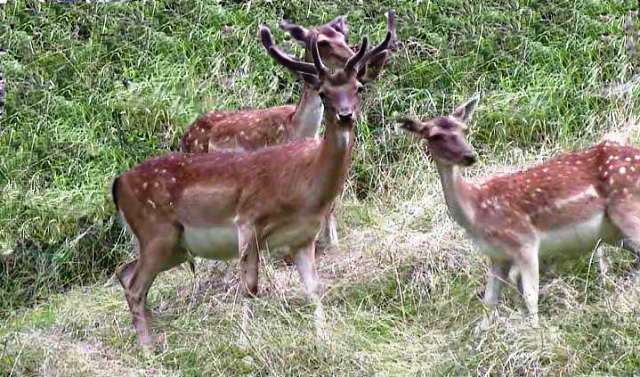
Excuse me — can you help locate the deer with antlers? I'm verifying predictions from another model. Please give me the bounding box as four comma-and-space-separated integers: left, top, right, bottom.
398, 95, 640, 327
180, 12, 396, 248
112, 24, 391, 349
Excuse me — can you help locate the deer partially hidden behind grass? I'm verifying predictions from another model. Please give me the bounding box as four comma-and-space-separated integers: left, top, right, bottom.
180, 12, 396, 248
112, 25, 388, 350
398, 95, 640, 327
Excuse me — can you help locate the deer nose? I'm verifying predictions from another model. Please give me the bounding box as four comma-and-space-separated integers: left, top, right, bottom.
338, 112, 353, 122
462, 153, 477, 166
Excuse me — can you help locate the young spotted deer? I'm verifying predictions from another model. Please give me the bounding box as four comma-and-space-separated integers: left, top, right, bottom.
181, 11, 396, 247
398, 95, 640, 327
112, 27, 380, 349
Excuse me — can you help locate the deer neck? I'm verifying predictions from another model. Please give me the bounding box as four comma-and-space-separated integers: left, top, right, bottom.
290, 83, 323, 140
308, 112, 354, 208
435, 162, 478, 231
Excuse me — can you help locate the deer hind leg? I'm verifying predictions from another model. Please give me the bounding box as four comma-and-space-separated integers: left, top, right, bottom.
294, 241, 326, 339
122, 231, 184, 349
479, 260, 510, 330
516, 248, 540, 326
607, 201, 640, 284
237, 224, 259, 346
595, 245, 610, 282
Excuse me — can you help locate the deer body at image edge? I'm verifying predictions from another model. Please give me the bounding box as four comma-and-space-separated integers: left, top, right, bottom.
399, 96, 640, 327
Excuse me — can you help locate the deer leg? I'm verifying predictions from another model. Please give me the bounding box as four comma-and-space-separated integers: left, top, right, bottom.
323, 209, 339, 248
237, 224, 259, 346
595, 245, 611, 282
116, 259, 138, 289
517, 250, 540, 325
319, 202, 339, 251
120, 229, 184, 349
479, 260, 510, 330
294, 241, 326, 339
608, 202, 640, 281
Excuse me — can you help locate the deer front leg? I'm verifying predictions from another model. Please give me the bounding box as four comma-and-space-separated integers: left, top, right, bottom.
237, 224, 259, 346
479, 260, 510, 330
322, 209, 339, 249
294, 241, 326, 339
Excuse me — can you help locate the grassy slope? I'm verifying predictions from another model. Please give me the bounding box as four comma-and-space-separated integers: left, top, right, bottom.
2, 0, 640, 375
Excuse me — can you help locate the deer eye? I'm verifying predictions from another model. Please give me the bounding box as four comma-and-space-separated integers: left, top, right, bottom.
318, 91, 327, 100
356, 85, 365, 94
428, 133, 445, 142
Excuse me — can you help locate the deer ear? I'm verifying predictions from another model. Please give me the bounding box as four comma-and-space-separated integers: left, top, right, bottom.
280, 20, 309, 44
397, 117, 427, 135
451, 94, 480, 123
329, 15, 348, 37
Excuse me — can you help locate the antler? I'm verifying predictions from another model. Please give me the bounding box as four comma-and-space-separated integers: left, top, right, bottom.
345, 36, 369, 73
259, 25, 318, 75
359, 10, 396, 66
310, 33, 328, 77
385, 10, 397, 48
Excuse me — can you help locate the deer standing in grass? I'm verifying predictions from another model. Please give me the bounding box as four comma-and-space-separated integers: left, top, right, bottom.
181, 12, 396, 248
398, 95, 640, 327
112, 25, 390, 349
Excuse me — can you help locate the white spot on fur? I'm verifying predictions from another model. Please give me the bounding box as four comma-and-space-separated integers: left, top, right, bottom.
620, 167, 627, 174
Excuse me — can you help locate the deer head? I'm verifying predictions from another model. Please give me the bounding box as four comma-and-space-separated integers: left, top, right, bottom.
279, 11, 396, 82
280, 15, 353, 69
261, 24, 392, 125
398, 95, 480, 166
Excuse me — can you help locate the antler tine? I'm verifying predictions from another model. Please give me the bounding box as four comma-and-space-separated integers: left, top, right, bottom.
310, 33, 328, 76
386, 10, 397, 45
345, 36, 369, 73
364, 31, 392, 63
358, 10, 396, 67
259, 25, 317, 75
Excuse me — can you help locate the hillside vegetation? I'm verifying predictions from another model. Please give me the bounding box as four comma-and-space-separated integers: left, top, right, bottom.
1, 0, 640, 375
